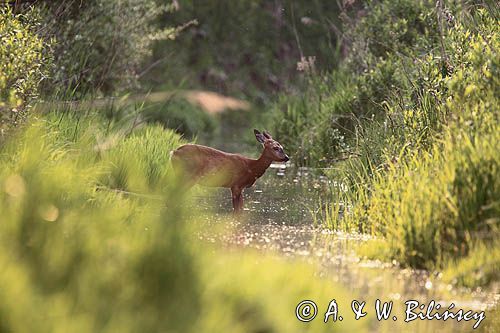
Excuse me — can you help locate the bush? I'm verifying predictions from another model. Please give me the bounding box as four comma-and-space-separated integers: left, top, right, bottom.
343, 0, 438, 72
269, 0, 440, 166
37, 0, 173, 96
142, 98, 217, 138
0, 8, 50, 132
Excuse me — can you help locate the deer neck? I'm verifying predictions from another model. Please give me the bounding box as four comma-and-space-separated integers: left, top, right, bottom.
248, 151, 273, 179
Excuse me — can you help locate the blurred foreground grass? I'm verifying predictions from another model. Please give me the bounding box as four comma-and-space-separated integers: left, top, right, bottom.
0, 112, 363, 332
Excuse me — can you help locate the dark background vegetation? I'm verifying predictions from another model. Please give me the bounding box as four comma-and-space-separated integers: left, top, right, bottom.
145, 0, 342, 102
5, 0, 345, 100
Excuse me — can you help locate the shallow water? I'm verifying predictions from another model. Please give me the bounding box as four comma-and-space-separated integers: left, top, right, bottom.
194, 163, 499, 332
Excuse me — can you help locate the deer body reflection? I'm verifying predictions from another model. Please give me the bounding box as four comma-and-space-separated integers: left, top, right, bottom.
171, 130, 289, 213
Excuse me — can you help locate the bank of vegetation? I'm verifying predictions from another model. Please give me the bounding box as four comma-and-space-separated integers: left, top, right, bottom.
270, 0, 499, 288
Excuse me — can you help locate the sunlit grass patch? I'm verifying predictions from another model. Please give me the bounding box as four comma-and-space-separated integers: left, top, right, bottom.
356, 238, 393, 262
196, 250, 365, 333
351, 127, 498, 269
443, 242, 500, 289
100, 125, 184, 192
0, 113, 198, 332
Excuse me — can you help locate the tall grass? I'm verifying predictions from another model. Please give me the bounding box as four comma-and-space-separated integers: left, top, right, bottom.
100, 125, 184, 192
271, 2, 499, 287
270, 73, 356, 166
353, 128, 499, 268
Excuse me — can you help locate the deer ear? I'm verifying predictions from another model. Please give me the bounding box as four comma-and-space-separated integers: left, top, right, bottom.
254, 129, 265, 144
263, 130, 272, 139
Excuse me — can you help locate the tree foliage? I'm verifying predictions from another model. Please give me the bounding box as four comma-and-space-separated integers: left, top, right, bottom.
0, 7, 50, 132
37, 0, 174, 96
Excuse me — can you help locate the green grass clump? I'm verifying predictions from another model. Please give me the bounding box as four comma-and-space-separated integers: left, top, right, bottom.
352, 129, 499, 270
356, 239, 393, 262
0, 116, 199, 332
270, 73, 355, 166
442, 242, 500, 289
101, 124, 185, 192
142, 97, 217, 138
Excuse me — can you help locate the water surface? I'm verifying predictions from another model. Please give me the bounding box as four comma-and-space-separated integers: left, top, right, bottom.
194, 163, 499, 332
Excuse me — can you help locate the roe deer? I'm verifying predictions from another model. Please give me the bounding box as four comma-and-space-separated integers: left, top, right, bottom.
171, 129, 289, 213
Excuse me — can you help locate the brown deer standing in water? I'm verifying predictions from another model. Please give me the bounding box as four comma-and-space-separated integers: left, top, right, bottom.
171, 129, 289, 213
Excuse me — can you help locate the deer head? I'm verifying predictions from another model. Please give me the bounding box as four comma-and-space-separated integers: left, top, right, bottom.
254, 129, 289, 162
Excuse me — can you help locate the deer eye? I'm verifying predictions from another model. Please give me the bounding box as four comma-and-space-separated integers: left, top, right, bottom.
273, 147, 280, 151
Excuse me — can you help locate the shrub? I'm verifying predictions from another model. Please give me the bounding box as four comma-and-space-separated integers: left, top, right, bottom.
0, 7, 50, 132
142, 97, 217, 138
37, 0, 173, 96
343, 0, 438, 73
270, 0, 441, 166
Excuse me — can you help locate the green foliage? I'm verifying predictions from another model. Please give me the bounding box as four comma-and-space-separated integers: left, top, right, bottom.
147, 0, 342, 101
343, 0, 438, 71
0, 8, 50, 131
336, 6, 498, 283
443, 242, 500, 289
270, 73, 355, 166
271, 0, 499, 287
356, 238, 393, 263
353, 129, 499, 269
0, 116, 199, 332
37, 0, 173, 96
270, 0, 442, 165
142, 98, 217, 138
101, 124, 185, 192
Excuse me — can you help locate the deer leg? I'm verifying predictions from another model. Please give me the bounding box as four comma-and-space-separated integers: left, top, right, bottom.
231, 187, 243, 213
236, 190, 244, 212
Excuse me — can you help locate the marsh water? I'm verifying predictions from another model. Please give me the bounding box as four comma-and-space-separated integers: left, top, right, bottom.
194, 161, 499, 332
